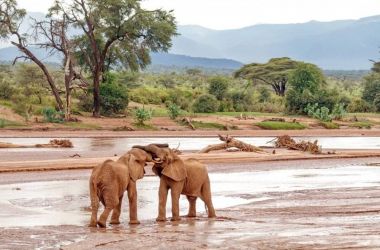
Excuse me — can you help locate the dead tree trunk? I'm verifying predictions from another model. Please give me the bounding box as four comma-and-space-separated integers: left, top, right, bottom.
199, 135, 263, 153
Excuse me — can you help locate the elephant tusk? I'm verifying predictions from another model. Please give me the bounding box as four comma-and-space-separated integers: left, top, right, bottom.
152, 158, 163, 164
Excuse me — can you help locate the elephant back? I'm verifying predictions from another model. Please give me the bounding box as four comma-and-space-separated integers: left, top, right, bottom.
182, 159, 208, 197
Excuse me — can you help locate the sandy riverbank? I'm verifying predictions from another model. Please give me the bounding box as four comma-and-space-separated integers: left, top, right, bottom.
1, 157, 380, 249
1, 128, 380, 138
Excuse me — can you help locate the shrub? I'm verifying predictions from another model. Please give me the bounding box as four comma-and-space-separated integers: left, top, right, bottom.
349, 122, 372, 129
304, 103, 333, 122
78, 92, 93, 113
374, 93, 380, 112
134, 107, 152, 125
192, 94, 219, 113
258, 86, 271, 103
167, 103, 181, 120
0, 80, 15, 99
347, 98, 372, 113
42, 107, 64, 123
100, 82, 129, 116
331, 103, 347, 120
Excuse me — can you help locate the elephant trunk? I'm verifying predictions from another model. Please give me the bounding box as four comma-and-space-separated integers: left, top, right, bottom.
133, 144, 166, 162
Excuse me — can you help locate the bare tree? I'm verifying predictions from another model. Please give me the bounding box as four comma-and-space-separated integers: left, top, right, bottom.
0, 0, 64, 111
34, 16, 88, 120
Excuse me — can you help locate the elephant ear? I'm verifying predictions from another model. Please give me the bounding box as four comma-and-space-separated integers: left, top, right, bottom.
162, 159, 187, 181
152, 164, 163, 177
128, 154, 145, 182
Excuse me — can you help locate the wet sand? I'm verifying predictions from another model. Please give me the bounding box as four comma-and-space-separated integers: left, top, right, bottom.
1, 157, 380, 249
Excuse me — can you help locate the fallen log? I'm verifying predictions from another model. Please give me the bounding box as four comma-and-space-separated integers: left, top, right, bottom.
35, 139, 73, 148
199, 135, 263, 153
273, 135, 321, 154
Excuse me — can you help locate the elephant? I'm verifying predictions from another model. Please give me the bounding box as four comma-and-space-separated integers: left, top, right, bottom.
133, 144, 216, 222
89, 147, 156, 227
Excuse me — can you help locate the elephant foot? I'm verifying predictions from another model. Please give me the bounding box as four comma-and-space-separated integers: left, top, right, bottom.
170, 217, 181, 222
156, 217, 166, 222
88, 221, 98, 227
110, 220, 120, 225
208, 214, 217, 218
187, 213, 196, 218
97, 221, 107, 228
129, 220, 141, 225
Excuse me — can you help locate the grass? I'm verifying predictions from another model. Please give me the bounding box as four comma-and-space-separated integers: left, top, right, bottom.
63, 122, 101, 130
0, 118, 24, 128
255, 121, 307, 130
348, 121, 373, 129
132, 123, 158, 130
320, 122, 340, 129
192, 121, 228, 130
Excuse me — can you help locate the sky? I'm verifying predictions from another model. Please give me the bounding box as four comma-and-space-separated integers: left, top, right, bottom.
18, 0, 380, 30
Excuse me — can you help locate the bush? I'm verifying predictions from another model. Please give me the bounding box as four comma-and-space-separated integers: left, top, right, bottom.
134, 107, 152, 125
42, 107, 64, 123
167, 103, 181, 120
78, 92, 93, 113
347, 98, 372, 113
192, 94, 219, 113
374, 93, 380, 112
100, 82, 129, 116
331, 103, 347, 120
0, 80, 15, 99
304, 103, 333, 122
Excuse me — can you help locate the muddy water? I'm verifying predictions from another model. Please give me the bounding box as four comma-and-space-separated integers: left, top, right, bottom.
0, 136, 379, 153
1, 165, 379, 228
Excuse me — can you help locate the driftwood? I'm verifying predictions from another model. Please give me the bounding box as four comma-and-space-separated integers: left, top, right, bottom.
273, 135, 321, 154
199, 135, 263, 153
0, 139, 73, 149
182, 118, 195, 130
35, 139, 73, 148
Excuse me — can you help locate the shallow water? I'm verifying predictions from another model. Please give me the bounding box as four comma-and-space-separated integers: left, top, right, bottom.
1, 165, 379, 228
0, 136, 379, 153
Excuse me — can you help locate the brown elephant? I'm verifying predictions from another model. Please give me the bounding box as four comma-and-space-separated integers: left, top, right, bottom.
133, 144, 216, 222
89, 148, 155, 227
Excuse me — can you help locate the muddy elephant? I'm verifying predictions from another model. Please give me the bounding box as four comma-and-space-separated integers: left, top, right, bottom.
89, 148, 154, 227
133, 144, 216, 222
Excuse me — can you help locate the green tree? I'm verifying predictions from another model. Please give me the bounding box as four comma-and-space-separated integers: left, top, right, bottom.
285, 63, 328, 114
192, 94, 219, 113
52, 0, 177, 117
362, 74, 380, 105
99, 73, 129, 116
208, 76, 228, 100
234, 57, 301, 96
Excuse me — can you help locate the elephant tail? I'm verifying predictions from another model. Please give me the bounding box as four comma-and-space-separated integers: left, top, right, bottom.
89, 177, 100, 210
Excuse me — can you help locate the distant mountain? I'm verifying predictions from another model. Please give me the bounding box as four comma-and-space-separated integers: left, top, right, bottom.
1, 13, 380, 70
172, 16, 380, 70
0, 46, 242, 70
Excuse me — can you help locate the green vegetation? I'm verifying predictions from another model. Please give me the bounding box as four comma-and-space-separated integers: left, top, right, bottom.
63, 122, 101, 130
167, 103, 181, 120
0, 118, 23, 128
320, 122, 340, 129
134, 107, 153, 125
348, 121, 372, 129
192, 94, 219, 113
255, 121, 307, 130
191, 121, 226, 130
42, 107, 64, 123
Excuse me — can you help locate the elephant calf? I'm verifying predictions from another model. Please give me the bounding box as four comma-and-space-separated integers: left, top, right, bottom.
89, 148, 152, 227
133, 144, 216, 222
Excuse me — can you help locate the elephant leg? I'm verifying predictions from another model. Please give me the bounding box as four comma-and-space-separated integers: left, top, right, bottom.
127, 181, 140, 225
89, 180, 99, 227
201, 180, 216, 218
186, 196, 197, 217
170, 181, 184, 221
157, 178, 169, 222
110, 194, 123, 225
98, 191, 118, 228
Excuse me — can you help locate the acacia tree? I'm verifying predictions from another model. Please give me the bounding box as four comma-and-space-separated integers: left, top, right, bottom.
52, 0, 177, 117
0, 0, 64, 111
234, 57, 301, 96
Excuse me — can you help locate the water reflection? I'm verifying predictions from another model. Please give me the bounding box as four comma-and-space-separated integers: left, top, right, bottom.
0, 137, 379, 153
1, 165, 379, 228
